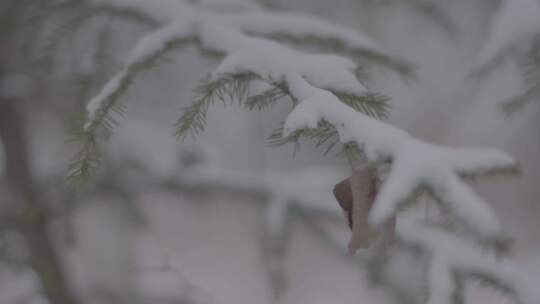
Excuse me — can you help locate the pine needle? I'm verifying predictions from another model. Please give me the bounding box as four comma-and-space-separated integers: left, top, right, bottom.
175, 72, 258, 141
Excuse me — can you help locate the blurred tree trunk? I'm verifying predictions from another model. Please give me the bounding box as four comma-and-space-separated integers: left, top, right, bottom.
0, 28, 78, 304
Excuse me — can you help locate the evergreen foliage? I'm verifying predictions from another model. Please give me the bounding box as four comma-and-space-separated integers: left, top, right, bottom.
503, 42, 540, 114
367, 0, 458, 37
175, 73, 258, 141
471, 0, 540, 114
68, 1, 537, 304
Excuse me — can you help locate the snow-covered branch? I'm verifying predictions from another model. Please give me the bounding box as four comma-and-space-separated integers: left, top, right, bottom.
84, 0, 406, 129
471, 0, 540, 114
278, 75, 526, 303
397, 219, 539, 304
282, 78, 516, 239
474, 0, 540, 72
73, 0, 408, 181
71, 1, 532, 303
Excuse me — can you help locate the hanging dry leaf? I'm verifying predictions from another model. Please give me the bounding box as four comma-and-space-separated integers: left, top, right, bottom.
333, 168, 395, 254
333, 176, 355, 229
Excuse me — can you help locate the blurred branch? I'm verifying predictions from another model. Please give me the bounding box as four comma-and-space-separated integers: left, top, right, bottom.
298, 210, 418, 304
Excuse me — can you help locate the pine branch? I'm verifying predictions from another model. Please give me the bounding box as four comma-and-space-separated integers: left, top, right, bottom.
67, 90, 128, 184
470, 0, 540, 100
268, 121, 337, 149
267, 121, 365, 163
265, 88, 388, 157
39, 7, 152, 62
175, 72, 258, 141
332, 91, 390, 120
49, 0, 160, 26
405, 0, 458, 37
84, 23, 198, 134
177, 69, 389, 148
68, 33, 195, 183
244, 86, 288, 110
67, 127, 102, 185
266, 33, 416, 78
502, 45, 540, 114
16, 0, 158, 76
397, 219, 538, 304
74, 0, 407, 179
67, 2, 534, 304
501, 85, 540, 115
283, 77, 517, 240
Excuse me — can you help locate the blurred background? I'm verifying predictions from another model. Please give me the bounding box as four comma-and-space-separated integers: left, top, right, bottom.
0, 0, 538, 303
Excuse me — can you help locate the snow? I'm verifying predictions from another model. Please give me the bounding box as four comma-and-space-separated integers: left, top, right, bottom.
85, 70, 127, 129
200, 24, 367, 96
282, 79, 515, 238
475, 0, 540, 69
397, 218, 540, 304
92, 0, 387, 55
84, 0, 400, 129
426, 256, 454, 304
80, 1, 525, 300
85, 19, 196, 130
436, 146, 516, 176
219, 11, 383, 52
90, 0, 186, 23
127, 18, 196, 64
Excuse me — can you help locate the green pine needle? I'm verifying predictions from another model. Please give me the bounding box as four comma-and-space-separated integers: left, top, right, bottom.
267, 121, 365, 161
67, 129, 102, 185
332, 91, 390, 120
503, 46, 540, 114
266, 88, 389, 157
244, 86, 288, 110
69, 36, 195, 184
175, 72, 258, 141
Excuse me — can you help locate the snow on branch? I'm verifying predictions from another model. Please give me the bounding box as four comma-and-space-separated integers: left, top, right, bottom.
175, 23, 390, 140
83, 0, 407, 130
71, 1, 530, 302
70, 20, 196, 182
73, 0, 405, 180
472, 0, 540, 76
397, 218, 539, 304
92, 0, 412, 74
85, 19, 196, 130
218, 11, 415, 75
470, 0, 540, 114
282, 78, 516, 240
89, 0, 188, 23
